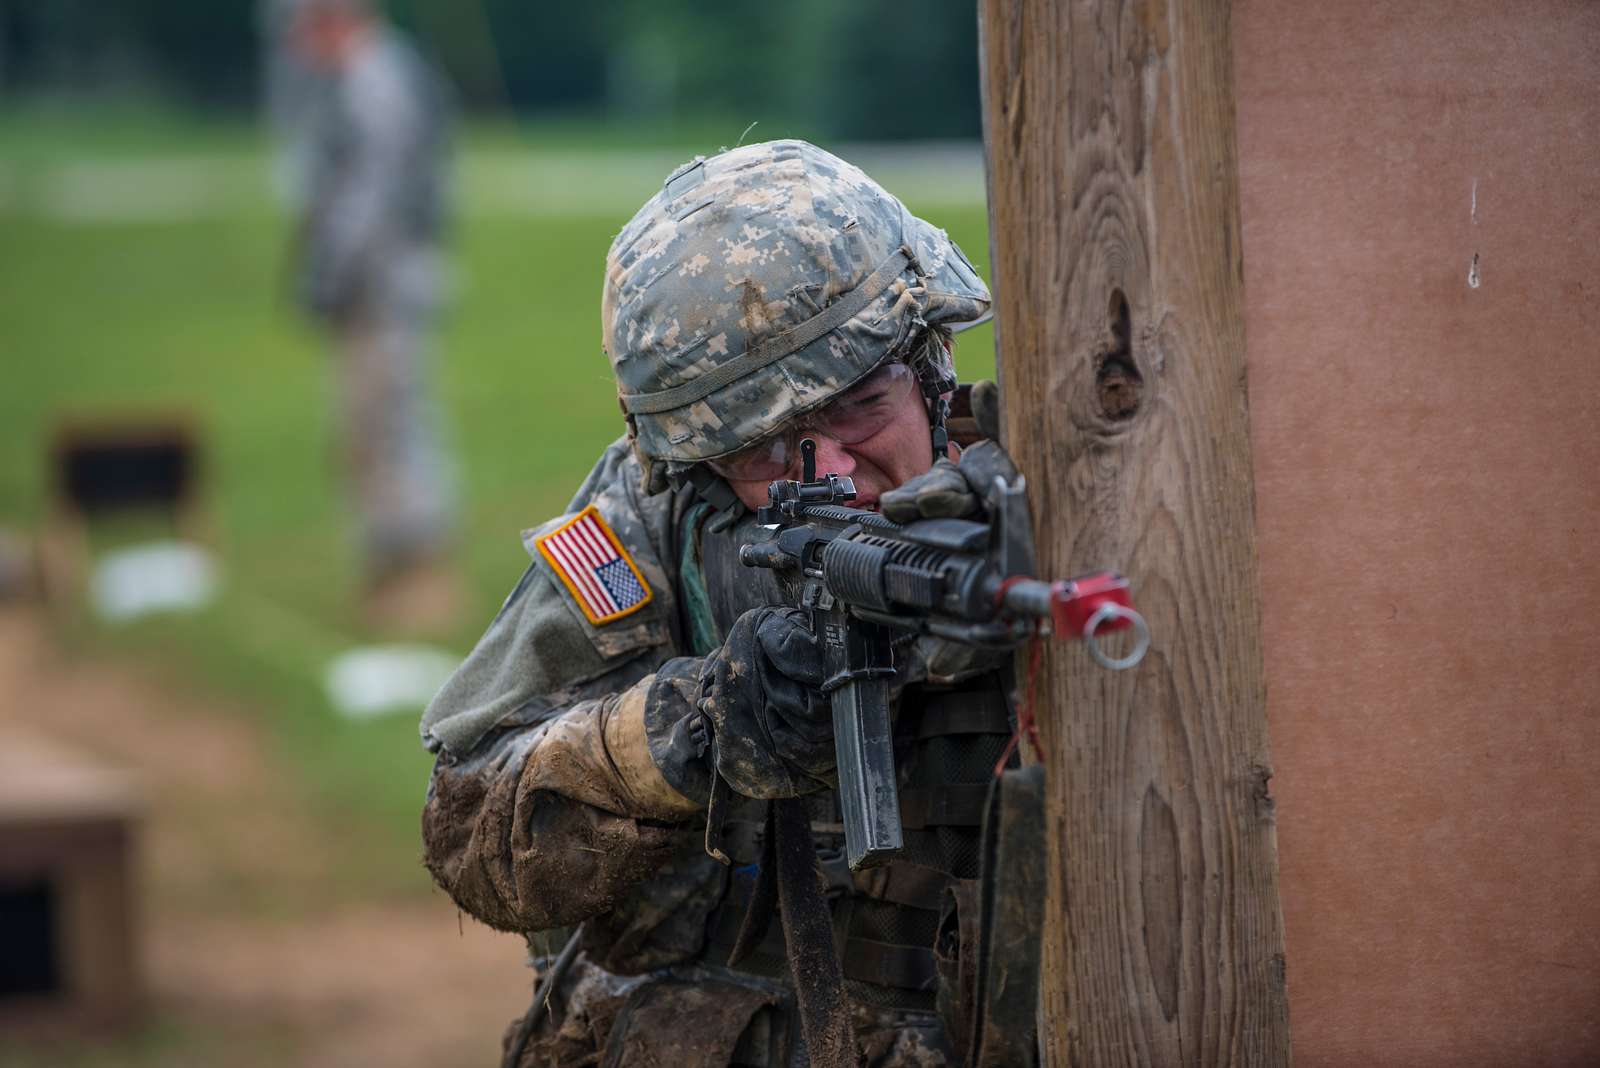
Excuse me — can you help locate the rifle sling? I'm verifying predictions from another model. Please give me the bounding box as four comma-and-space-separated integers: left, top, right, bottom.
773, 797, 859, 1067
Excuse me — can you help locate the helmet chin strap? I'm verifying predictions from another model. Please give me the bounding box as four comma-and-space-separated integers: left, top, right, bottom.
927, 390, 951, 463
911, 337, 958, 464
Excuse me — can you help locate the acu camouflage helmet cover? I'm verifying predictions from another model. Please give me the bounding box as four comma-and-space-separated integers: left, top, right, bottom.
602, 140, 990, 488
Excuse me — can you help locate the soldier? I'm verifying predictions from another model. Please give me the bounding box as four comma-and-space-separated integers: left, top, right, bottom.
421, 141, 1024, 1066
281, 0, 459, 630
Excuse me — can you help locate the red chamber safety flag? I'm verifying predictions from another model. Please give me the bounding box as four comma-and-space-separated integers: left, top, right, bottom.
535, 506, 654, 625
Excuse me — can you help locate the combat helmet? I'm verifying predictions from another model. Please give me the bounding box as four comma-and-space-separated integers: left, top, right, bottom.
602, 140, 991, 494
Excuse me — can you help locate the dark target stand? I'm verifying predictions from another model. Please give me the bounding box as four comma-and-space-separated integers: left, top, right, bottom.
37, 414, 208, 609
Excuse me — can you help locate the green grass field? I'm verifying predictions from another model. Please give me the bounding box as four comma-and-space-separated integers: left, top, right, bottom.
0, 108, 995, 894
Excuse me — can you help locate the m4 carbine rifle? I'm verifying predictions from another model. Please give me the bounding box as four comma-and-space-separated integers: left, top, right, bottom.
739, 439, 1150, 871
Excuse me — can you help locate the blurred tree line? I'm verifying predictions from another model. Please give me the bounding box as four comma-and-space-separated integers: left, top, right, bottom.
0, 0, 982, 140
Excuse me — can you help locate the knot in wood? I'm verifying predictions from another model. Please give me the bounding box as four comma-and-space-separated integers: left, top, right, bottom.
1096, 289, 1143, 420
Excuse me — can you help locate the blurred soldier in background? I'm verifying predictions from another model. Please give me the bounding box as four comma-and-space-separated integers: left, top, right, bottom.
269, 0, 460, 631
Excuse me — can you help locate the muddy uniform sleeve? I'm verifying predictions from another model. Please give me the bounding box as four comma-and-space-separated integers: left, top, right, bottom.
422, 659, 708, 932
419, 442, 709, 933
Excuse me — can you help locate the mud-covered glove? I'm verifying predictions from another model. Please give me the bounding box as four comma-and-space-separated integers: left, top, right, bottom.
882, 379, 1015, 523
880, 442, 1020, 524
697, 607, 834, 799
881, 381, 1019, 683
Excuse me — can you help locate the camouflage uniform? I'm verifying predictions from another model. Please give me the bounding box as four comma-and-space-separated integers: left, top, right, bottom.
292, 17, 455, 576
421, 142, 1008, 1066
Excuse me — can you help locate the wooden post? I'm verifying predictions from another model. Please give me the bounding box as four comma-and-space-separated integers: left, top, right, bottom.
977, 1, 1292, 1064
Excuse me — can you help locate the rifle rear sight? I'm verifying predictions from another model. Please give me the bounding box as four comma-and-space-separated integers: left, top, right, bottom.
757, 437, 857, 525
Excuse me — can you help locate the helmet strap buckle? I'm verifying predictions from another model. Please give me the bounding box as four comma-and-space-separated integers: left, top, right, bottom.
929, 396, 951, 463
912, 338, 958, 463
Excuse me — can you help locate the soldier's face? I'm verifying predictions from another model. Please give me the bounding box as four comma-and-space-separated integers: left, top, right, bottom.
290, 11, 365, 70
719, 364, 945, 512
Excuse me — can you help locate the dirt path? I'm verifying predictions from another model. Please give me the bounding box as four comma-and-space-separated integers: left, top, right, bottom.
0, 608, 529, 1067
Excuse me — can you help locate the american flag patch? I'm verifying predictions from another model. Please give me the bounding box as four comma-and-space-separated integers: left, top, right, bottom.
535, 506, 654, 626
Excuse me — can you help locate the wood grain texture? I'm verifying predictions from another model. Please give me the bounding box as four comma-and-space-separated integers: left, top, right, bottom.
976, 1, 1292, 1064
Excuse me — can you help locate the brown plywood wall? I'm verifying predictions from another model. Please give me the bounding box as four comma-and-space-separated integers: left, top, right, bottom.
1234, 1, 1600, 1064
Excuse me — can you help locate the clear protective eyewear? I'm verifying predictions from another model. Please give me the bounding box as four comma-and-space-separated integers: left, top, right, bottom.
706, 361, 921, 482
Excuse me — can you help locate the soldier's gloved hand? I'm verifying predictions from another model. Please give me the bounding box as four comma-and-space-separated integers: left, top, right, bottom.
880, 442, 1019, 525
698, 606, 834, 799
882, 379, 1015, 523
